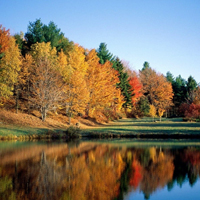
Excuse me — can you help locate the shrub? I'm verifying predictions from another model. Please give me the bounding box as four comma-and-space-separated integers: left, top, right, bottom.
184, 103, 200, 121
66, 126, 81, 139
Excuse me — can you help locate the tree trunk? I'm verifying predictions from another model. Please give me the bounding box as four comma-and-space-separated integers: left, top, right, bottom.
27, 80, 30, 115
16, 87, 19, 114
41, 107, 47, 121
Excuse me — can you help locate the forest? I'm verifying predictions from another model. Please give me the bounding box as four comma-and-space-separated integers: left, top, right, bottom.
0, 19, 200, 124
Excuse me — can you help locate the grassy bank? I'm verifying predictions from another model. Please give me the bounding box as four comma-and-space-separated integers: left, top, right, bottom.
1, 113, 200, 140
82, 117, 200, 139
0, 109, 78, 140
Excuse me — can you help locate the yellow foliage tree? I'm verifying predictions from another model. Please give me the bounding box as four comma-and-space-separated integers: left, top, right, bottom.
30, 42, 64, 121
149, 104, 156, 122
158, 108, 165, 122
18, 54, 33, 113
58, 44, 89, 123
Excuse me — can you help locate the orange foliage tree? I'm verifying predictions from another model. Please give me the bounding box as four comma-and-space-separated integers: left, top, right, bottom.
140, 66, 173, 119
0, 25, 10, 59
85, 49, 124, 120
0, 36, 21, 102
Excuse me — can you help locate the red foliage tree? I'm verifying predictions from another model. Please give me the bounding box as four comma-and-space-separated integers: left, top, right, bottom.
129, 76, 143, 105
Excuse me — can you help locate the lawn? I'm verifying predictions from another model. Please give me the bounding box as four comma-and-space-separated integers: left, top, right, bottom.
82, 117, 200, 138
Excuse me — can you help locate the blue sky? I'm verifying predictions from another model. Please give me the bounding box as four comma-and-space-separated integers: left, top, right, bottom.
1, 0, 200, 83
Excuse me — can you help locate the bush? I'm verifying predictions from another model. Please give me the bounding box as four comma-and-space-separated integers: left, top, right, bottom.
183, 103, 200, 121
66, 126, 81, 139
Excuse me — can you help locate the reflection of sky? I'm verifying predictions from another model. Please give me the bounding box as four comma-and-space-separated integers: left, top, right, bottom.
124, 179, 200, 200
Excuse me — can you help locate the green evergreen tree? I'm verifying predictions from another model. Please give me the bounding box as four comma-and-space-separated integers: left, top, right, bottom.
24, 19, 73, 53
142, 61, 150, 71
166, 71, 175, 84
113, 58, 132, 108
173, 75, 187, 107
186, 76, 197, 94
97, 43, 113, 64
138, 96, 150, 116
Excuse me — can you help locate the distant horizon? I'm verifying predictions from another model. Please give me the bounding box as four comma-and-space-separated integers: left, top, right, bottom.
1, 0, 200, 83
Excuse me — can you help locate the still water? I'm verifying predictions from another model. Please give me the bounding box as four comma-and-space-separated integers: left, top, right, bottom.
0, 139, 200, 200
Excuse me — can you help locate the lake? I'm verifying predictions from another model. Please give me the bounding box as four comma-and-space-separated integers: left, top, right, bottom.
0, 139, 200, 200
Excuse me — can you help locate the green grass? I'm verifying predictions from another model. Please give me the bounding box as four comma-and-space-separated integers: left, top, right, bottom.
1, 117, 200, 140
82, 117, 200, 137
0, 125, 67, 140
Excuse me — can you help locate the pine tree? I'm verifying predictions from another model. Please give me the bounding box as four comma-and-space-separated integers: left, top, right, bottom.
97, 43, 113, 64
113, 58, 132, 108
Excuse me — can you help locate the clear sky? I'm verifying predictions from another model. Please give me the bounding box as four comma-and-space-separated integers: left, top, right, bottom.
1, 0, 200, 83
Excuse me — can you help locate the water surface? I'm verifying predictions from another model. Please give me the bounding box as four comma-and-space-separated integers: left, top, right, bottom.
0, 139, 200, 200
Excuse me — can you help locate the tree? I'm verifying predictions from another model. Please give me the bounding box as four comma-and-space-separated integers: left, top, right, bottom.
186, 76, 197, 96
25, 19, 73, 53
142, 61, 150, 71
149, 104, 156, 121
58, 45, 89, 124
96, 43, 131, 110
14, 31, 25, 55
0, 36, 21, 102
30, 42, 64, 121
166, 71, 175, 84
139, 63, 173, 116
113, 58, 132, 109
173, 75, 187, 107
138, 96, 150, 116
158, 108, 165, 122
129, 76, 143, 105
85, 49, 123, 118
97, 43, 113, 64
17, 54, 33, 113
0, 25, 10, 59
25, 19, 44, 48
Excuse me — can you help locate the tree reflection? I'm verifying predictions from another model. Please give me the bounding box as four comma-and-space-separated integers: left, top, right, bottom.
0, 143, 200, 200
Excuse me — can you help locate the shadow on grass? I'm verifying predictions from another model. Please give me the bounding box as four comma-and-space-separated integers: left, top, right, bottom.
115, 117, 183, 123
106, 122, 200, 128
88, 128, 200, 134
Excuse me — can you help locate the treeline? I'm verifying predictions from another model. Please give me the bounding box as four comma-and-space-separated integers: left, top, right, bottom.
0, 19, 199, 123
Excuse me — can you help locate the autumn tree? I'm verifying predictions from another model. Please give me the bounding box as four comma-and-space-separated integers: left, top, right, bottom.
0, 36, 21, 103
129, 75, 143, 105
140, 63, 173, 118
158, 108, 165, 122
97, 43, 131, 110
30, 42, 64, 121
85, 49, 124, 119
149, 104, 156, 122
17, 54, 33, 113
58, 45, 89, 123
0, 25, 10, 59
